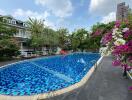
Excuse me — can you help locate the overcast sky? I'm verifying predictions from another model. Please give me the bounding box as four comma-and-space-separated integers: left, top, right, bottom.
0, 0, 132, 32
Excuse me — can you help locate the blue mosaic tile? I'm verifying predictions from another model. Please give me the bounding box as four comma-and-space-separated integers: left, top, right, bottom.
0, 53, 100, 96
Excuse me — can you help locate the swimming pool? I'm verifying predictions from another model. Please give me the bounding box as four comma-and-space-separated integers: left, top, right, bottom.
0, 53, 100, 96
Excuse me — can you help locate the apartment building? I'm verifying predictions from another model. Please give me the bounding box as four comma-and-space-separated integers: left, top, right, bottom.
116, 2, 131, 21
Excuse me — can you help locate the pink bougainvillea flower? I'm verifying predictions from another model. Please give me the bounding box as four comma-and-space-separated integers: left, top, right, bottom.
121, 64, 130, 71
123, 30, 132, 39
128, 56, 132, 63
101, 20, 132, 91
112, 60, 121, 66
101, 32, 112, 45
93, 30, 102, 36
121, 63, 128, 69
112, 44, 132, 55
127, 40, 132, 46
127, 66, 132, 70
129, 86, 132, 90
115, 20, 121, 28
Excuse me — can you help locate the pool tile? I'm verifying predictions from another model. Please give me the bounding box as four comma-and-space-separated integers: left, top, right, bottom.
0, 53, 100, 96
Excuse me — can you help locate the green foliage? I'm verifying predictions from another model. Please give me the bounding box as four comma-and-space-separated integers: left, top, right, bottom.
91, 22, 115, 35
27, 18, 60, 50
91, 22, 106, 33
44, 27, 59, 46
27, 18, 117, 52
127, 10, 132, 29
70, 34, 80, 51
0, 20, 18, 37
70, 28, 88, 51
27, 18, 45, 48
56, 28, 69, 49
88, 22, 115, 51
69, 22, 115, 52
0, 38, 20, 57
27, 18, 44, 36
0, 21, 19, 59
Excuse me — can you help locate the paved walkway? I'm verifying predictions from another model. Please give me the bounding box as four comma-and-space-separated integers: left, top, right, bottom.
0, 59, 21, 67
0, 56, 132, 100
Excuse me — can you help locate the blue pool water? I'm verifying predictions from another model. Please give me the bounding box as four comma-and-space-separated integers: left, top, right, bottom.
0, 53, 100, 96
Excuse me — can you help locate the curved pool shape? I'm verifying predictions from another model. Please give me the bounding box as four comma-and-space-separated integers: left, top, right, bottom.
0, 53, 100, 96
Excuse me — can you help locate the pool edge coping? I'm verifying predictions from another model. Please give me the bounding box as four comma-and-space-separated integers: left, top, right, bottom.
0, 56, 103, 100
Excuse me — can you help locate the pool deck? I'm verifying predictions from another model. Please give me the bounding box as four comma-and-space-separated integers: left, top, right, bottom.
0, 56, 132, 100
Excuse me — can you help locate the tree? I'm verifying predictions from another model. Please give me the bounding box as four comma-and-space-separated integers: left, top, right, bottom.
0, 38, 19, 58
27, 18, 45, 48
70, 33, 80, 51
43, 27, 59, 47
71, 28, 89, 51
27, 18, 60, 54
0, 20, 19, 59
27, 18, 44, 36
88, 22, 115, 51
76, 28, 88, 51
91, 22, 114, 36
56, 28, 69, 49
91, 23, 105, 32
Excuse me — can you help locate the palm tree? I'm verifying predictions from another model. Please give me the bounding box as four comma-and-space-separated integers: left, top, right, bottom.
27, 18, 60, 54
27, 18, 44, 37
27, 18, 45, 49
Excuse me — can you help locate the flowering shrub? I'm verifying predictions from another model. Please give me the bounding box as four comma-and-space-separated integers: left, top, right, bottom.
112, 60, 121, 66
100, 20, 132, 90
101, 32, 112, 45
93, 29, 102, 36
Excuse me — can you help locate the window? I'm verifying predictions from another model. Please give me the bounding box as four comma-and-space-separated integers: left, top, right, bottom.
8, 20, 11, 24
12, 21, 16, 25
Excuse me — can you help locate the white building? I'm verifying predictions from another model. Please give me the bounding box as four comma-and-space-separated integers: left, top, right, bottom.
0, 15, 61, 57
0, 15, 34, 57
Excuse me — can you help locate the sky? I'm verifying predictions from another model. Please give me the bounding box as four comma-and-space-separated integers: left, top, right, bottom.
0, 0, 132, 33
